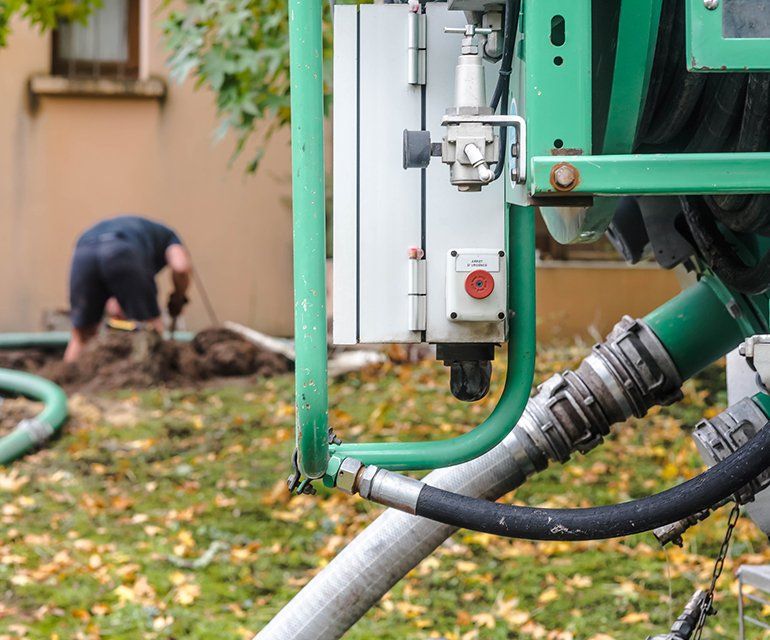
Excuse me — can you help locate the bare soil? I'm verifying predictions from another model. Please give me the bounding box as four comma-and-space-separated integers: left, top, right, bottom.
0, 328, 291, 393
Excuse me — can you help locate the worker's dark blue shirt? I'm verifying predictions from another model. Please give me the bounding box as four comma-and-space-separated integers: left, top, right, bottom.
69, 216, 184, 328
77, 215, 182, 275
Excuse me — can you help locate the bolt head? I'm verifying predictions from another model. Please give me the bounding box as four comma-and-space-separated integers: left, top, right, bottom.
553, 164, 577, 188
703, 0, 719, 9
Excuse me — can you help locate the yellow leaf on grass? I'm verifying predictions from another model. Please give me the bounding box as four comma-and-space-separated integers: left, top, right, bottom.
173, 582, 201, 606
661, 463, 680, 481
537, 587, 559, 605
471, 612, 496, 629
620, 612, 649, 624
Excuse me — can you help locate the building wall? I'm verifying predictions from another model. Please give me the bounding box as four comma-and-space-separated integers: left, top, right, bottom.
0, 6, 683, 343
535, 262, 682, 342
0, 6, 295, 335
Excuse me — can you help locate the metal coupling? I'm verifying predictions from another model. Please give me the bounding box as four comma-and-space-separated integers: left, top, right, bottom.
647, 589, 709, 640
655, 397, 770, 546
516, 316, 682, 467
357, 465, 423, 514
693, 397, 770, 503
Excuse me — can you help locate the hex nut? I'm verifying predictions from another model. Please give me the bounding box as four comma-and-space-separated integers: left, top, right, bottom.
552, 163, 578, 190
357, 465, 379, 499
336, 458, 364, 494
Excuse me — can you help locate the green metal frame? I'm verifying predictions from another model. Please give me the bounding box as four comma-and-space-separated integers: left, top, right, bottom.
288, 0, 770, 485
686, 0, 770, 72
288, 2, 537, 482
509, 0, 592, 208
289, 0, 329, 480
530, 153, 770, 196
327, 205, 536, 475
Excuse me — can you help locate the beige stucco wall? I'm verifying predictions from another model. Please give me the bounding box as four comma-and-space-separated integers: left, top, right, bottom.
0, 8, 683, 344
0, 8, 294, 335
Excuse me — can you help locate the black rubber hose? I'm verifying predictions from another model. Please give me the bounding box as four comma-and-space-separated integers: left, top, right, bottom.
489, 0, 518, 113
415, 420, 770, 541
634, 0, 770, 236
490, 0, 520, 181
682, 196, 770, 294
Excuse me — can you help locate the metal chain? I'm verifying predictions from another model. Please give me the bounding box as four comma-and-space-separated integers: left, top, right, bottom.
693, 502, 741, 640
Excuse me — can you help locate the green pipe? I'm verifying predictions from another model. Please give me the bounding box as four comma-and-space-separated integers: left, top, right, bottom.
644, 275, 762, 381
288, 0, 329, 479
329, 205, 536, 472
0, 332, 71, 349
0, 369, 68, 465
0, 331, 194, 350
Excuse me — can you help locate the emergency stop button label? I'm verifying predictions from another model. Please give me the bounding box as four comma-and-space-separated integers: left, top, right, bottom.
455, 254, 500, 272
465, 270, 494, 299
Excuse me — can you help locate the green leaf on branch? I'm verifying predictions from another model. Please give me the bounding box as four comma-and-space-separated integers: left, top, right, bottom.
0, 0, 101, 47
162, 0, 333, 173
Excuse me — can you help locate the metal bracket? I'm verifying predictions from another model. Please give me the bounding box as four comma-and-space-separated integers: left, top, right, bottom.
740, 335, 770, 393
440, 114, 527, 182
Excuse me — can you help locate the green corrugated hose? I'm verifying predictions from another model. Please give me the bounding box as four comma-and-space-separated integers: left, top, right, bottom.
0, 368, 68, 465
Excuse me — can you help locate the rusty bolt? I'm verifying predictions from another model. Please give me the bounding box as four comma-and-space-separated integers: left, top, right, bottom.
551, 163, 578, 191
703, 0, 718, 9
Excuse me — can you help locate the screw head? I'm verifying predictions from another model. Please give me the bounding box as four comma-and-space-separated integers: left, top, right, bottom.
450, 250, 458, 257
450, 312, 458, 320
498, 312, 506, 320
703, 0, 718, 9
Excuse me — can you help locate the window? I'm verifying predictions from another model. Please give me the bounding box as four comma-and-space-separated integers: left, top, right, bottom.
52, 0, 140, 79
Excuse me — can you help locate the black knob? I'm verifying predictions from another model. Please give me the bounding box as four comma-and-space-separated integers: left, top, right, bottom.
403, 129, 433, 169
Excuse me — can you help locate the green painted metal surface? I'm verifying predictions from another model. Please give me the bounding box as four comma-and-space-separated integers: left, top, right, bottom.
329, 205, 536, 472
686, 0, 770, 72
531, 152, 770, 196
752, 392, 770, 418
643, 276, 761, 381
509, 0, 592, 212
288, 0, 329, 480
601, 0, 662, 154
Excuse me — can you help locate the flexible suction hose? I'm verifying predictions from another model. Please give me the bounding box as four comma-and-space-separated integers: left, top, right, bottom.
0, 369, 68, 465
681, 196, 770, 294
0, 331, 194, 350
413, 417, 770, 540
637, 0, 770, 235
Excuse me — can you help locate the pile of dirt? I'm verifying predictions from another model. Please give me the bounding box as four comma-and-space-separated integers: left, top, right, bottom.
0, 328, 291, 393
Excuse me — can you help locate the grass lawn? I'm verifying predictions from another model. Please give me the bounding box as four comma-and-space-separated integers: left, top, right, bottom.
1, 344, 770, 639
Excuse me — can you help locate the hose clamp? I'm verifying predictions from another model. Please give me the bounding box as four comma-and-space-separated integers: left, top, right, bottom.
16, 418, 54, 445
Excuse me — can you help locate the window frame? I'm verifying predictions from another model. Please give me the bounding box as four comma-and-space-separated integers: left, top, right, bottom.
51, 0, 140, 79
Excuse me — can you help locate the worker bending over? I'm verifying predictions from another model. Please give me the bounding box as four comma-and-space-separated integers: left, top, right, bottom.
64, 215, 192, 362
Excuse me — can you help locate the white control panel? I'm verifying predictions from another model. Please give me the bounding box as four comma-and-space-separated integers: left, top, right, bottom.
332, 3, 506, 346
446, 249, 507, 322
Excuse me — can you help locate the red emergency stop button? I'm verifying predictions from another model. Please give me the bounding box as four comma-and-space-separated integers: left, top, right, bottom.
465, 270, 495, 299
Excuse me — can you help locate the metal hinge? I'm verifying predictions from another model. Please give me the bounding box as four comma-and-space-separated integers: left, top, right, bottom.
407, 12, 427, 85
408, 248, 427, 331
